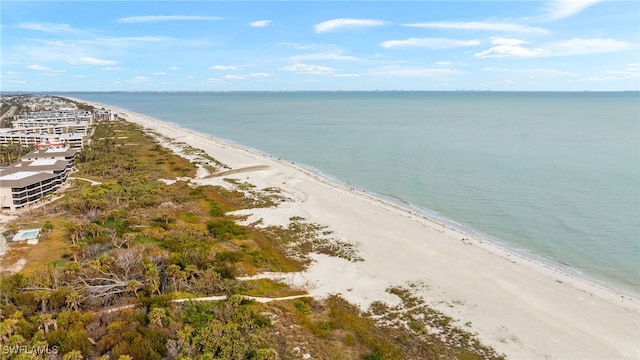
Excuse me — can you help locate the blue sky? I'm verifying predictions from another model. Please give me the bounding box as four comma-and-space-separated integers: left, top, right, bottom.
1, 1, 638, 91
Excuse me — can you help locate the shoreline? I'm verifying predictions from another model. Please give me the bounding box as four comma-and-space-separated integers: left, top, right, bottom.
84, 97, 638, 300
68, 97, 639, 359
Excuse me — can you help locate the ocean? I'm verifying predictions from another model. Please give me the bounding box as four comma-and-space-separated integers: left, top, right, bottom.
64, 91, 640, 294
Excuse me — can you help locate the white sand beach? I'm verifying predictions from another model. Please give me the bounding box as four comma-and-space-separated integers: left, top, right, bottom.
81, 101, 639, 359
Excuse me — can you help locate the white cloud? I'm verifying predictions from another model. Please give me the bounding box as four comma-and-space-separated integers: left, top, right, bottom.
278, 43, 347, 54
435, 61, 453, 66
488, 37, 528, 46
1, 71, 21, 76
404, 21, 550, 35
604, 63, 640, 79
369, 67, 461, 78
315, 18, 386, 34
210, 65, 239, 71
550, 38, 631, 56
117, 15, 224, 23
154, 72, 167, 76
475, 37, 630, 58
579, 76, 617, 81
279, 63, 358, 77
25, 64, 65, 76
333, 73, 360, 78
168, 66, 181, 70
202, 78, 222, 84
475, 45, 550, 58
224, 73, 270, 80
475, 37, 550, 58
288, 53, 359, 61
69, 57, 119, 66
98, 36, 173, 43
540, 0, 601, 21
380, 37, 480, 49
17, 22, 83, 34
481, 67, 575, 76
126, 76, 150, 84
250, 20, 272, 27
280, 63, 337, 75
102, 67, 123, 71
26, 65, 52, 71
85, 36, 195, 48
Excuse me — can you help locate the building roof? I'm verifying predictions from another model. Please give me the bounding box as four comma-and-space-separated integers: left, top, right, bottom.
3, 159, 68, 174
23, 146, 77, 159
0, 171, 57, 187
29, 159, 58, 166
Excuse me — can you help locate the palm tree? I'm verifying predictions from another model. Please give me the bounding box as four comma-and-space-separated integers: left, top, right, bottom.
35, 314, 57, 334
165, 265, 182, 292
148, 307, 166, 327
0, 318, 19, 342
65, 291, 82, 311
34, 291, 50, 313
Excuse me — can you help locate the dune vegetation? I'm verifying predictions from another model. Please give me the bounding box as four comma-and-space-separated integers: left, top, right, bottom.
0, 115, 503, 359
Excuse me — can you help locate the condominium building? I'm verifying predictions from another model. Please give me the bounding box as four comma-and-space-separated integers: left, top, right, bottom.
14, 110, 92, 123
0, 147, 76, 211
0, 131, 86, 149
22, 146, 77, 164
0, 171, 60, 211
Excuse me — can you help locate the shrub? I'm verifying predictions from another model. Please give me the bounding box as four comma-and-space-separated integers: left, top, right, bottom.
206, 220, 247, 240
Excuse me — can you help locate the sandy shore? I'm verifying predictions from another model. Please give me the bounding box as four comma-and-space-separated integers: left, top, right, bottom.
78, 100, 639, 359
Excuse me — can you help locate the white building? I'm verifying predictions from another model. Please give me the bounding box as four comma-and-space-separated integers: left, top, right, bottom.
0, 171, 60, 211
0, 146, 77, 211
0, 130, 86, 149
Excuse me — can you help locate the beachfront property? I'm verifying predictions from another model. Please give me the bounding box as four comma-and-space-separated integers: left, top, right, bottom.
2, 109, 93, 150
0, 146, 77, 211
0, 97, 93, 211
0, 97, 115, 150
94, 108, 117, 121
0, 170, 61, 211
22, 146, 77, 164
14, 109, 92, 123
0, 131, 86, 150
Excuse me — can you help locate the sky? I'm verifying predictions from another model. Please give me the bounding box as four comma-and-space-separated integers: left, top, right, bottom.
1, 0, 639, 91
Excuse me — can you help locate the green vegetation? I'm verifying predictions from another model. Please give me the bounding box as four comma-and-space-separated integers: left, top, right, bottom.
0, 143, 34, 166
0, 115, 503, 359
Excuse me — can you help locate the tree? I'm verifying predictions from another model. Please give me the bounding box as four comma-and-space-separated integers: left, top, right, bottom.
65, 291, 82, 311
65, 223, 86, 245
0, 317, 19, 342
35, 313, 57, 334
148, 307, 166, 327
34, 291, 51, 313
164, 265, 182, 292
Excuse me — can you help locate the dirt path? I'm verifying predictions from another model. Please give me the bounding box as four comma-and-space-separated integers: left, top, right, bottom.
96, 293, 311, 315
205, 165, 270, 178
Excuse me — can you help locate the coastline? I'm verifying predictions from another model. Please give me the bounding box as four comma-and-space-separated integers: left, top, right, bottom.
71, 98, 639, 359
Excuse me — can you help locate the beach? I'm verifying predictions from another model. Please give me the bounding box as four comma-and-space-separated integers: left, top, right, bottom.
79, 100, 639, 359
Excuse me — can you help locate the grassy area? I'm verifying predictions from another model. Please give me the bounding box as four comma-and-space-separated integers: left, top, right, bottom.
238, 278, 308, 298
1, 215, 69, 273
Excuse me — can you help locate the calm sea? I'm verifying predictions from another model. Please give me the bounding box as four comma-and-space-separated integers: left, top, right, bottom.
64, 91, 640, 294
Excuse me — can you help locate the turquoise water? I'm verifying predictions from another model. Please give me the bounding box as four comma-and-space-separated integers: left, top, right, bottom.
65, 91, 640, 293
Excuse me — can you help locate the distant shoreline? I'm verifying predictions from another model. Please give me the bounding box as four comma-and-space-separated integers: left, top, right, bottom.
3, 90, 640, 96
